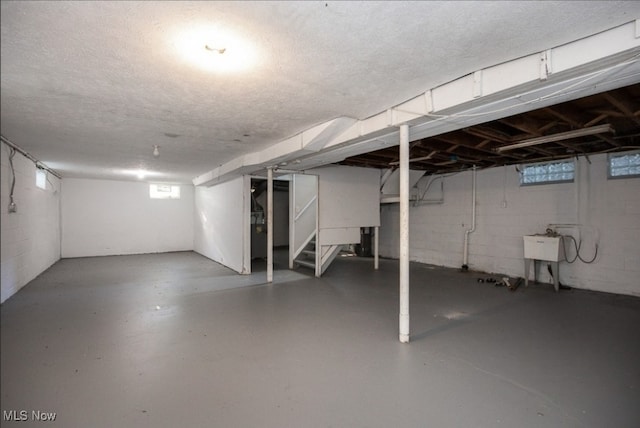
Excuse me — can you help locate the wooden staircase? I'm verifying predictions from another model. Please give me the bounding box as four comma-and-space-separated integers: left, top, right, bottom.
293, 235, 344, 277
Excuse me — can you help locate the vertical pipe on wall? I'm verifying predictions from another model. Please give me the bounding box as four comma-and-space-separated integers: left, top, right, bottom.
462, 165, 477, 270
289, 175, 295, 269
243, 176, 252, 274
314, 175, 321, 278
399, 124, 410, 343
267, 168, 274, 283
374, 226, 379, 270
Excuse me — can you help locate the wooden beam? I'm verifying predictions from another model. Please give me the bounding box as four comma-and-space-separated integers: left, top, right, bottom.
601, 92, 640, 126
545, 107, 619, 148
543, 107, 583, 127
432, 134, 523, 160
462, 126, 511, 143
583, 113, 609, 127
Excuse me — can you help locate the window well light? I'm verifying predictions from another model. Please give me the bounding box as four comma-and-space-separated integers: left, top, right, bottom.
150, 184, 181, 199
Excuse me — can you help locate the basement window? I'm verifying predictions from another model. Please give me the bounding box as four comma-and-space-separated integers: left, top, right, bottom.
608, 151, 640, 179
35, 169, 47, 189
519, 160, 574, 186
150, 184, 180, 199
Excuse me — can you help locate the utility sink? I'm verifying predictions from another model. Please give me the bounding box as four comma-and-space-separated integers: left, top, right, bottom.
523, 235, 562, 262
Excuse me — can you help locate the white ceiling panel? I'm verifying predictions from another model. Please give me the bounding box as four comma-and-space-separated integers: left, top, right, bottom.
1, 1, 639, 182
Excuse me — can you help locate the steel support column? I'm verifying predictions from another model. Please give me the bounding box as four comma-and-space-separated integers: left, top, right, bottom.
374, 226, 379, 270
399, 124, 410, 343
267, 167, 274, 283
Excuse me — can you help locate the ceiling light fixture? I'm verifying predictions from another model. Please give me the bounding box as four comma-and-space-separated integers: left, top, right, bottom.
153, 145, 160, 157
205, 45, 226, 54
496, 124, 614, 152
173, 25, 259, 73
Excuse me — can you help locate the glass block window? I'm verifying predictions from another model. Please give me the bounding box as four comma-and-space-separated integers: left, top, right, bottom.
150, 184, 180, 199
519, 160, 575, 186
609, 151, 640, 179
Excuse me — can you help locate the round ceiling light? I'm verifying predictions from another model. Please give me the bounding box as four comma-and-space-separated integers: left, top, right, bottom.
174, 25, 259, 73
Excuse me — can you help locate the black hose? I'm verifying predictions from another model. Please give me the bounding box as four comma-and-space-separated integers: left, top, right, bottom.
561, 234, 598, 264
8, 147, 16, 205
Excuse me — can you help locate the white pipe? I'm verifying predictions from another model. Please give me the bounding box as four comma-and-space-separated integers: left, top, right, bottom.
414, 179, 444, 206
314, 176, 320, 278
267, 167, 274, 283
462, 166, 477, 269
289, 175, 295, 269
389, 150, 437, 166
1, 135, 61, 179
576, 157, 585, 243
374, 226, 379, 270
399, 124, 410, 343
380, 168, 395, 190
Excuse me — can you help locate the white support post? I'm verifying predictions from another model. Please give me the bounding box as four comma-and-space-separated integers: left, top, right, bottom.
314, 176, 321, 278
289, 175, 295, 270
374, 226, 379, 270
399, 124, 410, 343
267, 167, 274, 283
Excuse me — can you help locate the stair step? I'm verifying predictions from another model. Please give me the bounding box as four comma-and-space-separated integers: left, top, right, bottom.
295, 259, 315, 269
302, 250, 316, 256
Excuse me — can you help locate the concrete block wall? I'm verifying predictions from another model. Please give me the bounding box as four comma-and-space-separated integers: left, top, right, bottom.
1, 143, 61, 303
379, 153, 640, 297
61, 178, 194, 258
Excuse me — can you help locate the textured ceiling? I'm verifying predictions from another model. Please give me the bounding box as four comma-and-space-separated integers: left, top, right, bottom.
2, 1, 639, 183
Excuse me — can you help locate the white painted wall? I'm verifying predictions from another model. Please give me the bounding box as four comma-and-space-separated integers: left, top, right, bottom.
313, 165, 381, 229
379, 153, 640, 297
194, 176, 250, 274
61, 179, 194, 257
1, 143, 61, 303
309, 165, 380, 246
290, 173, 318, 254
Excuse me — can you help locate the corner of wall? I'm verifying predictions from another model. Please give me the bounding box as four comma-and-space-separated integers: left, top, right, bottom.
1, 142, 62, 303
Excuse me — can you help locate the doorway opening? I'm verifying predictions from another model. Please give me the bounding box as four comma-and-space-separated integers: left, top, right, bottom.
250, 177, 290, 273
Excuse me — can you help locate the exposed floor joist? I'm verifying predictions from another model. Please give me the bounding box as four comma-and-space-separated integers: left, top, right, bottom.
340, 84, 640, 174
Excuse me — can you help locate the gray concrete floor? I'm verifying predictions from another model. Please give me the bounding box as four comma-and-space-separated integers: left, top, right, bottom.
1, 251, 639, 428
